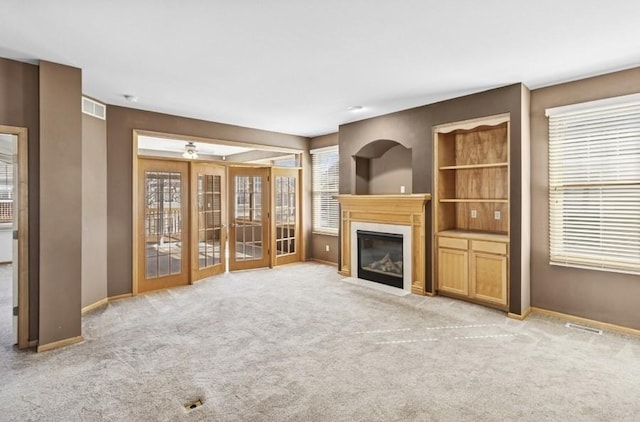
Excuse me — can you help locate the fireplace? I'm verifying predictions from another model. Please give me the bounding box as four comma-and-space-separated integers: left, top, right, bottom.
357, 230, 404, 289
337, 194, 431, 295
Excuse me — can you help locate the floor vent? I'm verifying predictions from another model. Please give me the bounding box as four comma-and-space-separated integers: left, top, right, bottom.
565, 322, 603, 335
184, 399, 203, 411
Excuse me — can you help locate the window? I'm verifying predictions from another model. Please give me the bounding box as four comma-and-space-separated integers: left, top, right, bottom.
546, 94, 640, 274
311, 146, 339, 234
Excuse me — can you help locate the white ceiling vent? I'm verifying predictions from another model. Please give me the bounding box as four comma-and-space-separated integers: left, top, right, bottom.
82, 97, 106, 120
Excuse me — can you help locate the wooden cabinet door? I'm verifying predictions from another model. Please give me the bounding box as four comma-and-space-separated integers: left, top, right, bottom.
437, 247, 469, 296
470, 251, 507, 306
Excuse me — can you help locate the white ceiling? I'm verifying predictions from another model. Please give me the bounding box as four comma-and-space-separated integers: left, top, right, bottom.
1, 1, 639, 137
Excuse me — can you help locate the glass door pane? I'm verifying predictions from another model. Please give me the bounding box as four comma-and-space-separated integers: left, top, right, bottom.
234, 175, 263, 261
275, 175, 296, 256
198, 174, 222, 268
144, 171, 183, 278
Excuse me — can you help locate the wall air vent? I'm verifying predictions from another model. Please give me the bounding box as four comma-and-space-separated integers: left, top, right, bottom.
82, 96, 106, 120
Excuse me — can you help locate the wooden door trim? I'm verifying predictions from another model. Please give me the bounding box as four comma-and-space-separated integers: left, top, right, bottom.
132, 131, 140, 295
0, 125, 29, 349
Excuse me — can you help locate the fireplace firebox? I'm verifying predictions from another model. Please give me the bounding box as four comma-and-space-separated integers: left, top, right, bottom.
357, 230, 404, 288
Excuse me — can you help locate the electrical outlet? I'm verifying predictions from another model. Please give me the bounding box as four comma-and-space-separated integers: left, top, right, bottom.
325, 244, 330, 252
400, 185, 406, 194
494, 210, 501, 220
471, 209, 477, 219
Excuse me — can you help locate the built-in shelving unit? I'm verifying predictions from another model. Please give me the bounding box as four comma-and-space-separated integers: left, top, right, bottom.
433, 114, 510, 309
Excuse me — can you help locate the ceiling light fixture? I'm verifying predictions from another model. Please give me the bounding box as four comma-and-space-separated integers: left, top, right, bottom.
182, 141, 198, 159
347, 105, 364, 112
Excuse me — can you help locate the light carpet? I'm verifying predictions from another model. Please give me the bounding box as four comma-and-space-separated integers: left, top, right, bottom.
1, 262, 639, 421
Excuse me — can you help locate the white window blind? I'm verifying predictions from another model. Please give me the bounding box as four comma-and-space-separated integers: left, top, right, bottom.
547, 95, 640, 274
311, 146, 339, 234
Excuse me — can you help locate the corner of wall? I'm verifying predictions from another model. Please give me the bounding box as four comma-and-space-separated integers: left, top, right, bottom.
81, 110, 108, 309
520, 84, 532, 313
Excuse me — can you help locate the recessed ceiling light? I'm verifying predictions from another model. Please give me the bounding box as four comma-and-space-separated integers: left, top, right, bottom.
347, 105, 364, 112
124, 94, 138, 103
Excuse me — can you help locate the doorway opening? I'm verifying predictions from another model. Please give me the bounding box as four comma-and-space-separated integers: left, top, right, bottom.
133, 131, 303, 294
0, 125, 29, 349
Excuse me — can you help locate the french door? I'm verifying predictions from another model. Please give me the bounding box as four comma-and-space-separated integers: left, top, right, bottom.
135, 160, 301, 293
228, 167, 270, 270
190, 163, 226, 281
137, 159, 189, 292
271, 168, 301, 266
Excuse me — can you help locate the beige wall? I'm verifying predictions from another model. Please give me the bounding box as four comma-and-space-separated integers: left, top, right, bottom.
309, 133, 339, 264
0, 58, 40, 340
39, 61, 82, 346
369, 144, 412, 195
310, 133, 338, 150
310, 233, 339, 264
530, 67, 640, 329
81, 112, 107, 308
106, 106, 310, 296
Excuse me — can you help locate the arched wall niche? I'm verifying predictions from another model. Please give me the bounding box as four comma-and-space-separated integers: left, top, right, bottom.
353, 139, 412, 195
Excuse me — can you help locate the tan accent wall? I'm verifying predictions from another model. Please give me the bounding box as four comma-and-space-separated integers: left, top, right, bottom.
530, 67, 640, 329
309, 133, 339, 264
339, 85, 524, 303
38, 61, 82, 346
0, 57, 40, 341
82, 112, 107, 308
310, 133, 338, 150
369, 144, 412, 195
106, 106, 310, 296
311, 233, 339, 264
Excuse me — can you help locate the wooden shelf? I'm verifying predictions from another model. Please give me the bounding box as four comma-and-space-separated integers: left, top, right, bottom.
439, 198, 508, 203
439, 162, 508, 170
433, 115, 511, 310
